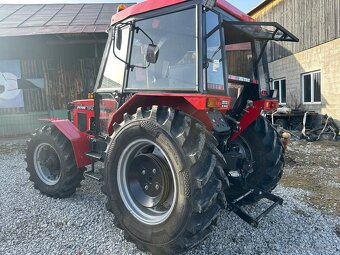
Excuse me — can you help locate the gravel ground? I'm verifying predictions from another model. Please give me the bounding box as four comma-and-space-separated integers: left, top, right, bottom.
0, 137, 339, 255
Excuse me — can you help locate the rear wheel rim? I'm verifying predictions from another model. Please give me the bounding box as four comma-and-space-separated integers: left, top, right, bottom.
117, 139, 177, 225
232, 136, 253, 160
33, 143, 61, 185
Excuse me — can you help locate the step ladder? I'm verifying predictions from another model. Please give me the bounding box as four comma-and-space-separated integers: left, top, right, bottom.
228, 188, 283, 228
84, 151, 104, 181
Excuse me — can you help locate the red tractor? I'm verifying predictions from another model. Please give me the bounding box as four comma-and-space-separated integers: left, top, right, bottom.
25, 1, 298, 254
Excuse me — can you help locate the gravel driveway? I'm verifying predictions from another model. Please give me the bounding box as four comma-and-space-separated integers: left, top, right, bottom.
0, 138, 339, 255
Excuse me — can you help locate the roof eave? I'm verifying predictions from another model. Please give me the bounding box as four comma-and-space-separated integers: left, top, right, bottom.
247, 0, 275, 16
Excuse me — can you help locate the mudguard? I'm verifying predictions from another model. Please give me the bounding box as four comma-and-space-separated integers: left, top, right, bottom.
231, 99, 278, 141
40, 118, 91, 168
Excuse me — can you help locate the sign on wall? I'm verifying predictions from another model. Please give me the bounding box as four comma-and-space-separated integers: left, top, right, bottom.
0, 60, 24, 109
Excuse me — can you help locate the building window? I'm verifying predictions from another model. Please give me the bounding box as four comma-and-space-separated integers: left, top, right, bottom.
302, 71, 321, 104
272, 78, 286, 104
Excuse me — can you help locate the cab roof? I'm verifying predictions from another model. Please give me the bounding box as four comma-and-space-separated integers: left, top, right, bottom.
111, 0, 253, 24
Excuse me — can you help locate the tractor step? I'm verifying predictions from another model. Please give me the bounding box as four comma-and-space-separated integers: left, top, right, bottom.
228, 188, 283, 228
86, 152, 103, 161
84, 169, 103, 181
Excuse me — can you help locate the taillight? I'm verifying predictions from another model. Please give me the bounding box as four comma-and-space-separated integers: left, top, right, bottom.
207, 97, 222, 108
206, 97, 230, 109
263, 100, 278, 111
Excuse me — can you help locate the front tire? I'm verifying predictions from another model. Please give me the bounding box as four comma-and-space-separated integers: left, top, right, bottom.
227, 116, 284, 204
103, 106, 228, 254
25, 126, 84, 198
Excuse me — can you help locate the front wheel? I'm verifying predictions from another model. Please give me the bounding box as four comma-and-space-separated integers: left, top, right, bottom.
227, 116, 284, 204
103, 106, 228, 254
25, 126, 84, 198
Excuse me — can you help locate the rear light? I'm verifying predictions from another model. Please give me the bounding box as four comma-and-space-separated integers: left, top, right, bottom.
206, 97, 230, 109
207, 97, 222, 108
263, 100, 278, 111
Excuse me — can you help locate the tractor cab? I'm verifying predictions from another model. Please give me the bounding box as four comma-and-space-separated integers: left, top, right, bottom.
93, 0, 298, 136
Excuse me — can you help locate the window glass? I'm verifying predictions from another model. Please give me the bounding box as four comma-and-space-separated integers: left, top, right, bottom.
274, 80, 279, 97
227, 42, 253, 79
272, 79, 286, 104
314, 72, 321, 102
206, 11, 219, 34
303, 74, 311, 102
98, 93, 118, 135
223, 21, 271, 96
206, 28, 224, 90
99, 26, 129, 90
302, 71, 321, 103
281, 79, 286, 103
127, 9, 196, 90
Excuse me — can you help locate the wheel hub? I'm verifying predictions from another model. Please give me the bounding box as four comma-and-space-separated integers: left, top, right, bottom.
128, 154, 171, 208
33, 143, 61, 185
117, 139, 177, 225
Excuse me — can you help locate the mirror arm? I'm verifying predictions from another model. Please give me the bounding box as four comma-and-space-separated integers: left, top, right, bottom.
134, 26, 155, 45
129, 62, 150, 71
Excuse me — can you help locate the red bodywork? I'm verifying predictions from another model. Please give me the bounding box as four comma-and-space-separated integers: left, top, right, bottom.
45, 93, 232, 167
112, 0, 254, 24
70, 99, 95, 131
107, 93, 232, 134
231, 99, 278, 141
41, 119, 92, 167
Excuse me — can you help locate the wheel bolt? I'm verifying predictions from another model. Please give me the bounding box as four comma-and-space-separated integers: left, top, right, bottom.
144, 185, 148, 190
142, 170, 146, 175
155, 184, 159, 190
152, 168, 156, 174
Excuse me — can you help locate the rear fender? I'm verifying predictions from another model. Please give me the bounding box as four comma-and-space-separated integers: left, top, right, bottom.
40, 119, 91, 168
231, 99, 277, 141
107, 93, 232, 135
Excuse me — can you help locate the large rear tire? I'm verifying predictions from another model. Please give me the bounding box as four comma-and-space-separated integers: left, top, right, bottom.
25, 126, 84, 198
102, 106, 228, 254
227, 116, 284, 204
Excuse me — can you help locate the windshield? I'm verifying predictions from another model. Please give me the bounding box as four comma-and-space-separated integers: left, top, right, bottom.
127, 8, 197, 90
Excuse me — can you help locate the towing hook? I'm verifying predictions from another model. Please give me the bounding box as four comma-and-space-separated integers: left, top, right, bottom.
280, 132, 291, 151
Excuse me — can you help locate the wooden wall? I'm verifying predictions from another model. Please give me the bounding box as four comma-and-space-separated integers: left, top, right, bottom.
252, 0, 340, 61
43, 57, 100, 110
0, 34, 104, 114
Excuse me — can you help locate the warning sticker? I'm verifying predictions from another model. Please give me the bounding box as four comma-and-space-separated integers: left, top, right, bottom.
213, 59, 220, 72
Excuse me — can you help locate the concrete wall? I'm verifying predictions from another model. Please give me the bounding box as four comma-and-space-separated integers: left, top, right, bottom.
0, 110, 68, 137
268, 38, 340, 122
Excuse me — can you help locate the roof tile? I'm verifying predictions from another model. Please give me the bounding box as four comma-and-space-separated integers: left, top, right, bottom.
0, 3, 134, 37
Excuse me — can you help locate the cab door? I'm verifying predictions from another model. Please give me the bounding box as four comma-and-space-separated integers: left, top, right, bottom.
93, 25, 130, 136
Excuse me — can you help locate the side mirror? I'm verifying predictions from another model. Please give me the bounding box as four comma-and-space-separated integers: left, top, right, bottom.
115, 26, 122, 50
145, 44, 159, 64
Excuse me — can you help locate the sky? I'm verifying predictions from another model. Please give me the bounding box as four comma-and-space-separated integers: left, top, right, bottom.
0, 0, 263, 13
